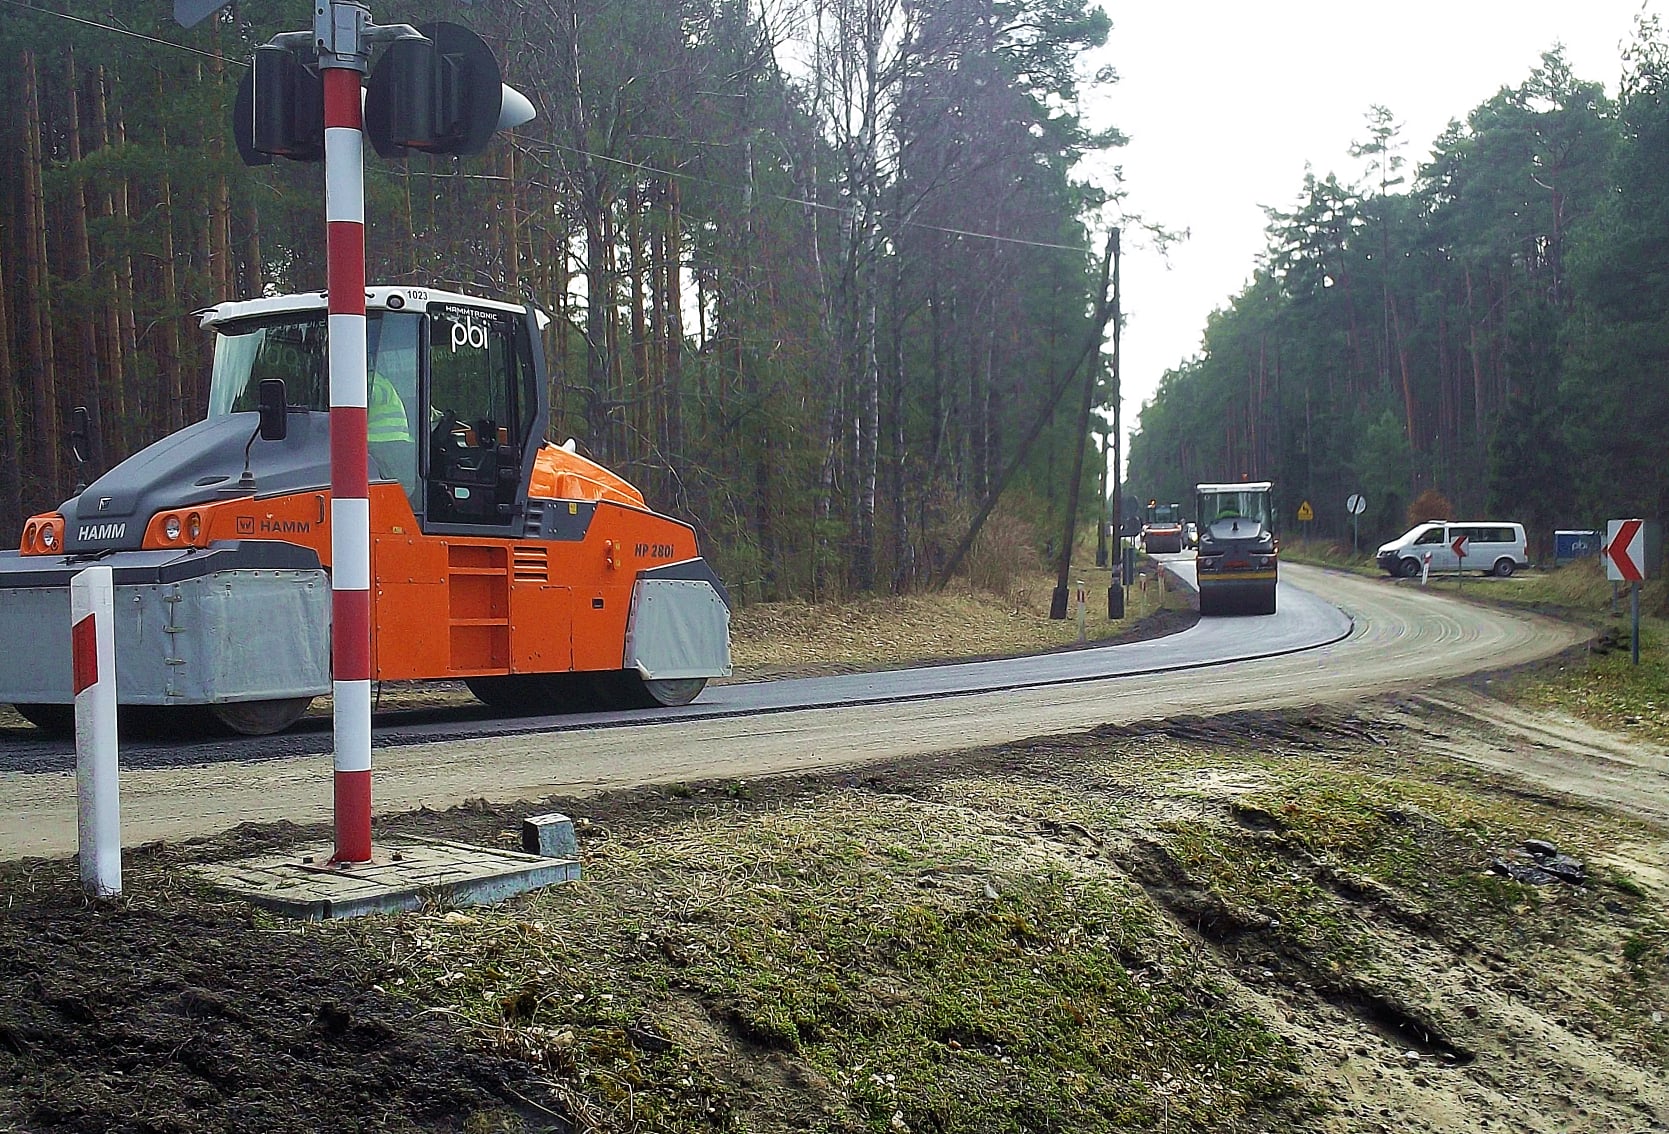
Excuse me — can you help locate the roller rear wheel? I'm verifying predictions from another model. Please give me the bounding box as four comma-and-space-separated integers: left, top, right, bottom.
209, 697, 314, 736
13, 703, 73, 735
641, 677, 708, 707
589, 672, 709, 709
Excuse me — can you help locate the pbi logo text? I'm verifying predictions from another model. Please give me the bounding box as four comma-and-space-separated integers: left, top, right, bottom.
78, 522, 125, 541
450, 318, 491, 352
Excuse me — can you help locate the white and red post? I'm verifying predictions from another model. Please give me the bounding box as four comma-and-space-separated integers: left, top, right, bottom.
322, 50, 373, 864
71, 565, 121, 896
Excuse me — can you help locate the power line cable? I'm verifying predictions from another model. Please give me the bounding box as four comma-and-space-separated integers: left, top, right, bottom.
3, 0, 1106, 255
527, 137, 1099, 254
0, 0, 238, 65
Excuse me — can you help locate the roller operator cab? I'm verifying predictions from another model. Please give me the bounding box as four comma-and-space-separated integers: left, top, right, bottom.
1193, 481, 1277, 616
0, 286, 732, 735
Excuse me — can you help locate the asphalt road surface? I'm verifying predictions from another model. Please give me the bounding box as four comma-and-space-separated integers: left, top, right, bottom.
0, 562, 1588, 859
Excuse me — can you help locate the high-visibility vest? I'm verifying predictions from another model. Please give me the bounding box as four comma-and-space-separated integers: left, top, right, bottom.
368, 371, 410, 443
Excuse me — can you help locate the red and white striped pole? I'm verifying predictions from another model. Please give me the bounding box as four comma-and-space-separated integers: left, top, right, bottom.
321, 7, 373, 864
71, 564, 121, 896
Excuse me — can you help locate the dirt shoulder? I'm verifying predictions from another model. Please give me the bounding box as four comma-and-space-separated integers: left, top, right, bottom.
3, 698, 1665, 1133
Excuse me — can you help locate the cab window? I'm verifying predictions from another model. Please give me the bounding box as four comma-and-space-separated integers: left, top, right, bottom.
1413, 526, 1445, 546
424, 305, 533, 526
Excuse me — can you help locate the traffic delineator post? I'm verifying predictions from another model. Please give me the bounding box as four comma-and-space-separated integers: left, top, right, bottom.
71, 565, 121, 897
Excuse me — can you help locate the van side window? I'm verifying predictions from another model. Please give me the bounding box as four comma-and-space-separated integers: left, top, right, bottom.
1414, 527, 1444, 546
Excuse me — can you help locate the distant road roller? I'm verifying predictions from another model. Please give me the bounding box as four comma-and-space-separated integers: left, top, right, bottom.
0, 285, 731, 734
1140, 501, 1186, 555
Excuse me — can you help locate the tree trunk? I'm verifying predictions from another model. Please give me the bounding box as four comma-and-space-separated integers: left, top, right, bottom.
104, 67, 139, 453
20, 49, 63, 501
64, 46, 104, 475
1465, 265, 1485, 441
663, 178, 684, 486
155, 79, 185, 435
503, 144, 520, 293
628, 181, 649, 463
0, 229, 24, 538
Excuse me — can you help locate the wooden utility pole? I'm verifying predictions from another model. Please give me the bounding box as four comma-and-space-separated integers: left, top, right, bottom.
1095, 419, 1111, 567
933, 231, 1118, 591
1051, 228, 1119, 619
1108, 230, 1124, 618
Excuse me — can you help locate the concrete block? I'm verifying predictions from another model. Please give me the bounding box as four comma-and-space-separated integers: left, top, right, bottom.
523, 812, 577, 858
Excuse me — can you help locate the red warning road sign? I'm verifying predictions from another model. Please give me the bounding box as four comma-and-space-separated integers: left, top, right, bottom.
1606, 518, 1646, 583
1450, 533, 1469, 560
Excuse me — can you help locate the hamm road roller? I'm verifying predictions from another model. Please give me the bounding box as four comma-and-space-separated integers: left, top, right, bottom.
1193, 480, 1278, 616
0, 285, 731, 734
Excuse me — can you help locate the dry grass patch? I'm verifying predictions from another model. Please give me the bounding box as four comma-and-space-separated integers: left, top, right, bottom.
728, 567, 1191, 680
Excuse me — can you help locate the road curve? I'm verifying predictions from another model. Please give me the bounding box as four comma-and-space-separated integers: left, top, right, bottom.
0, 564, 1588, 859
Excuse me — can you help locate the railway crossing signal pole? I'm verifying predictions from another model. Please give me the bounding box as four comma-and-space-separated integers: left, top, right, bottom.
176, 0, 534, 864
319, 5, 375, 865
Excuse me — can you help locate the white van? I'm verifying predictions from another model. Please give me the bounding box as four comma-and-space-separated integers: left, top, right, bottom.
1376, 521, 1529, 578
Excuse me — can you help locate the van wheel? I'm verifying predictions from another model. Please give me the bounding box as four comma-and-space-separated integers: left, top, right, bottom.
1493, 558, 1516, 578
1399, 557, 1423, 579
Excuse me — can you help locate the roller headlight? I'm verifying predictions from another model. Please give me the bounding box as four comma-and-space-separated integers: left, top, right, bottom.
187, 512, 202, 542
163, 515, 182, 541
39, 524, 56, 550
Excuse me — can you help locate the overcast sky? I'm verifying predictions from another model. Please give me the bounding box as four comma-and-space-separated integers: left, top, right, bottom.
1076, 0, 1661, 474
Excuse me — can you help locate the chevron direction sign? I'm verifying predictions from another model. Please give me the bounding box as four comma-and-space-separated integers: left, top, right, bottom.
1604, 518, 1658, 583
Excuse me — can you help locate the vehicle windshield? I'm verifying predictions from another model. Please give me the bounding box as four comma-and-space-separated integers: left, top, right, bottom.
1148, 503, 1181, 524
1198, 490, 1271, 526
208, 311, 421, 417
1393, 523, 1441, 545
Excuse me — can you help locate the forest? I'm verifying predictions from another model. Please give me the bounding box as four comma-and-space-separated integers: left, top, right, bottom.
0, 0, 1121, 602
1126, 18, 1669, 559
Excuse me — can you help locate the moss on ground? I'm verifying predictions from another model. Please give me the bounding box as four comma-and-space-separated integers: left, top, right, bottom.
356, 791, 1305, 1132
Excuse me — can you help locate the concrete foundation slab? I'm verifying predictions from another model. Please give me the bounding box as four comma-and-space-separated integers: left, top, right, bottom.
191, 835, 580, 920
